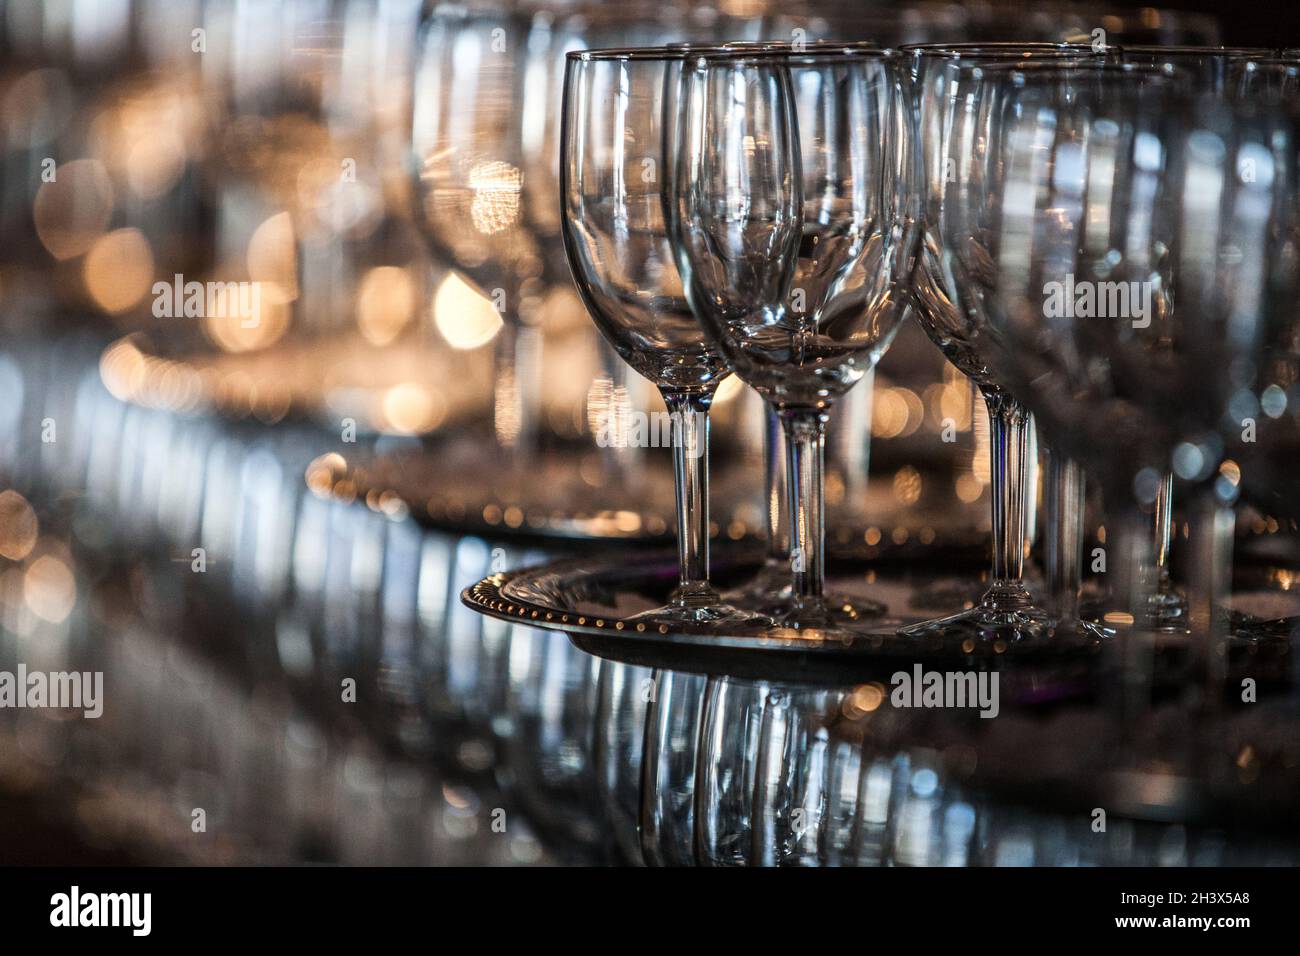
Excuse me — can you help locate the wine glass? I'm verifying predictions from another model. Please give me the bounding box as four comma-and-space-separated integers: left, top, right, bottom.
913, 48, 1290, 670
901, 43, 1131, 650
665, 38, 862, 614
560, 47, 762, 626
411, 3, 553, 458
1078, 47, 1278, 631
539, 8, 767, 497
707, 23, 954, 614
1047, 51, 1298, 655
1225, 56, 1300, 555
673, 45, 913, 629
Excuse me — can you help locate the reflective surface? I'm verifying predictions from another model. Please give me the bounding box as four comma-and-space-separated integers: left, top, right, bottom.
2, 334, 1298, 865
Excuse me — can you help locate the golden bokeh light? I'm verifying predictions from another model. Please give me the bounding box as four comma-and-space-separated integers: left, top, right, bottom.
0, 490, 39, 561
468, 160, 522, 235
377, 382, 447, 435
24, 553, 76, 624
91, 88, 194, 200
842, 683, 885, 719
955, 473, 985, 504
83, 227, 155, 313
873, 387, 924, 439
433, 271, 502, 350
203, 287, 290, 353
893, 465, 923, 506
33, 158, 115, 260
306, 453, 348, 498
246, 211, 299, 304
357, 266, 417, 346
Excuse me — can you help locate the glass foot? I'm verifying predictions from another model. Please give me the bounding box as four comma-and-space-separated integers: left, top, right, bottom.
1227, 610, 1296, 645
909, 577, 988, 613
724, 591, 889, 635
767, 592, 887, 629
720, 560, 793, 608
900, 596, 1109, 654
1080, 587, 1187, 632
627, 587, 772, 628
723, 561, 887, 623
1148, 587, 1187, 631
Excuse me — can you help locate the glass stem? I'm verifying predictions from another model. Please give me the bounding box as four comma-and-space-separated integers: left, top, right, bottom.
662, 389, 715, 605
493, 323, 542, 459
763, 405, 790, 565
1104, 501, 1158, 748
1153, 471, 1174, 574
1145, 471, 1188, 628
780, 407, 829, 606
1044, 447, 1084, 621
1023, 412, 1040, 546
1185, 489, 1234, 705
983, 389, 1031, 608
595, 339, 641, 492
828, 367, 873, 518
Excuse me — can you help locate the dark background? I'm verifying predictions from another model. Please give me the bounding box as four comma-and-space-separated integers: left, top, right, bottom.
1094, 0, 1295, 48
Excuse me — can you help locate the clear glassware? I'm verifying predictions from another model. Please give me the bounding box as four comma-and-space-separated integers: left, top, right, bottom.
673, 45, 913, 629
659, 37, 877, 617
668, 39, 883, 616
693, 676, 769, 866
592, 658, 654, 864
906, 45, 1271, 645
411, 4, 542, 456
560, 47, 762, 626
554, 12, 768, 498
639, 669, 707, 866
1107, 47, 1277, 632
1234, 56, 1300, 538
901, 44, 1129, 651
909, 47, 1293, 670
411, 4, 767, 468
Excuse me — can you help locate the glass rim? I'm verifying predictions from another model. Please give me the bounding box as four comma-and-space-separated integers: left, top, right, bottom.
568, 42, 895, 64
900, 42, 1286, 62
1237, 56, 1300, 67
1116, 45, 1278, 57
900, 42, 1105, 59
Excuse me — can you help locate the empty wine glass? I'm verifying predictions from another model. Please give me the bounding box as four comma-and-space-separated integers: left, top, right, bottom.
1225, 57, 1300, 550
911, 47, 1293, 670
669, 39, 870, 615
560, 47, 761, 626
902, 43, 1128, 650
674, 45, 913, 630
555, 14, 769, 498
412, 3, 554, 458
1107, 47, 1277, 631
